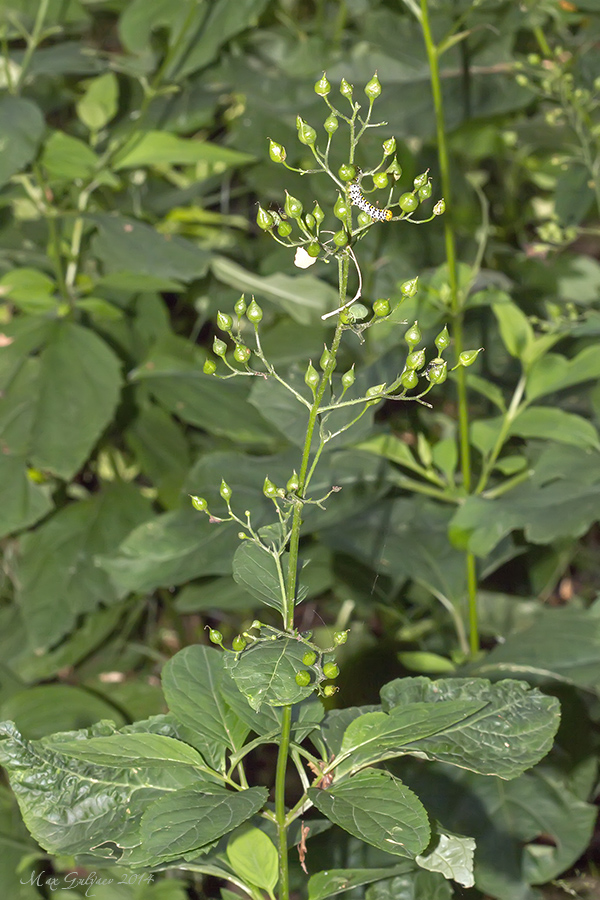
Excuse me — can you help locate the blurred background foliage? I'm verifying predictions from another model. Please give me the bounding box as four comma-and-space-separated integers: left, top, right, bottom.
0, 0, 599, 898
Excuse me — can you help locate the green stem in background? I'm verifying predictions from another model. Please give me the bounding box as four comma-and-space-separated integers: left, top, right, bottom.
419, 0, 479, 655
13, 0, 50, 93
274, 704, 292, 900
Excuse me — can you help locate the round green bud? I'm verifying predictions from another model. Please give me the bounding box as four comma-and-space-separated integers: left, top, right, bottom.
433, 199, 446, 216
341, 366, 355, 389
418, 181, 432, 201
364, 73, 381, 99
334, 195, 350, 220
400, 277, 419, 297
302, 650, 317, 666
400, 369, 418, 389
427, 359, 448, 384
322, 684, 337, 697
458, 348, 483, 367
413, 170, 429, 189
383, 137, 396, 155
435, 325, 450, 353
247, 299, 263, 323
284, 192, 303, 219
278, 221, 293, 237
190, 495, 208, 511
295, 670, 311, 687
297, 116, 317, 145
373, 298, 391, 317
212, 337, 227, 357
307, 241, 320, 257
338, 163, 357, 182
357, 211, 372, 227
323, 662, 340, 679
314, 73, 331, 96
217, 311, 233, 332
304, 213, 316, 230
256, 206, 275, 230
305, 361, 320, 389
268, 139, 286, 163
220, 479, 232, 500
313, 202, 325, 224
232, 635, 247, 652
209, 629, 223, 645
399, 192, 419, 212
203, 359, 217, 375
340, 78, 353, 98
372, 172, 388, 189
406, 349, 426, 370
333, 229, 348, 247
405, 321, 422, 348
233, 344, 251, 364
324, 113, 339, 134
333, 630, 349, 645
263, 476, 278, 497
234, 296, 247, 316
286, 471, 300, 492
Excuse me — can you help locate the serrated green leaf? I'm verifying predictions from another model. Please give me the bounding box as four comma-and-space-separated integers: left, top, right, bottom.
46, 732, 209, 769
308, 865, 415, 900
308, 770, 430, 859
232, 542, 285, 613
223, 634, 319, 711
365, 870, 452, 900
226, 826, 278, 893
380, 678, 560, 779
416, 828, 474, 888
138, 785, 268, 864
161, 645, 249, 772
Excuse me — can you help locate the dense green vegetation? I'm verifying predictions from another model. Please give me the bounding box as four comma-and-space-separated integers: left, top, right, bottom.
0, 1, 599, 898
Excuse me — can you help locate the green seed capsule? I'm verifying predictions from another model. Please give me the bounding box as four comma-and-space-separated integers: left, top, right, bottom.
458, 348, 483, 367
247, 299, 263, 323
190, 495, 208, 511
333, 229, 348, 247
302, 650, 317, 666
305, 361, 320, 390
234, 296, 247, 316
382, 137, 396, 155
284, 192, 303, 219
278, 221, 293, 237
203, 359, 217, 375
323, 662, 339, 679
232, 635, 247, 652
256, 206, 275, 230
387, 158, 402, 177
333, 630, 349, 645
418, 181, 432, 201
324, 113, 339, 134
364, 73, 381, 99
338, 163, 357, 182
334, 195, 350, 220
314, 73, 331, 96
209, 629, 223, 645
313, 203, 325, 224
234, 344, 251, 364
307, 241, 320, 257
304, 213, 316, 230
373, 299, 391, 317
399, 192, 419, 212
320, 346, 332, 370
263, 476, 278, 497
433, 199, 446, 216
212, 337, 227, 357
322, 684, 337, 697
401, 369, 419, 389
286, 471, 300, 492
357, 211, 372, 227
297, 116, 317, 146
340, 78, 353, 98
217, 311, 233, 332
435, 326, 450, 353
406, 349, 426, 370
400, 277, 419, 297
405, 321, 422, 348
372, 172, 389, 189
427, 358, 448, 384
341, 366, 355, 389
413, 170, 429, 189
295, 670, 311, 687
220, 479, 232, 500
268, 139, 286, 163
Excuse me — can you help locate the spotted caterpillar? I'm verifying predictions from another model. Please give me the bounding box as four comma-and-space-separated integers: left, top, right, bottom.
348, 181, 393, 222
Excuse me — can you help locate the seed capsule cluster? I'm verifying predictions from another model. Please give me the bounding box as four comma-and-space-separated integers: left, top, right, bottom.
348, 182, 393, 222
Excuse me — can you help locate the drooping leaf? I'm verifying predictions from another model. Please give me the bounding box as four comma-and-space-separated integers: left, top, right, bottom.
232, 541, 286, 613
45, 732, 210, 770
161, 645, 249, 771
0, 97, 45, 187
114, 132, 254, 170
308, 770, 430, 859
226, 826, 278, 893
416, 828, 475, 888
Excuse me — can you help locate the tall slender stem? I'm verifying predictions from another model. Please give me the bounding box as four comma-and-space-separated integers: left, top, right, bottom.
14, 0, 49, 93
274, 705, 292, 900
419, 0, 479, 654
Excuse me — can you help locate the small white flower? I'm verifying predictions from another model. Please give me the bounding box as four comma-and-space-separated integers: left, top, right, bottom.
294, 247, 317, 269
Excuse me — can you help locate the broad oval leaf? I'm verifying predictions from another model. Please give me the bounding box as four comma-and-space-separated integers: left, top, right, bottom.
45, 732, 209, 769
308, 770, 430, 859
308, 865, 415, 900
226, 826, 278, 893
223, 634, 319, 711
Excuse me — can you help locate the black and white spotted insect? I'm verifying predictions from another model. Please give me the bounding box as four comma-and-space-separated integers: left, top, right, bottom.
348, 181, 393, 222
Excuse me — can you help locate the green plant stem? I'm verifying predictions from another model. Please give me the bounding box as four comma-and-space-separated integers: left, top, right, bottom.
13, 0, 49, 92
274, 704, 292, 900
420, 0, 479, 656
